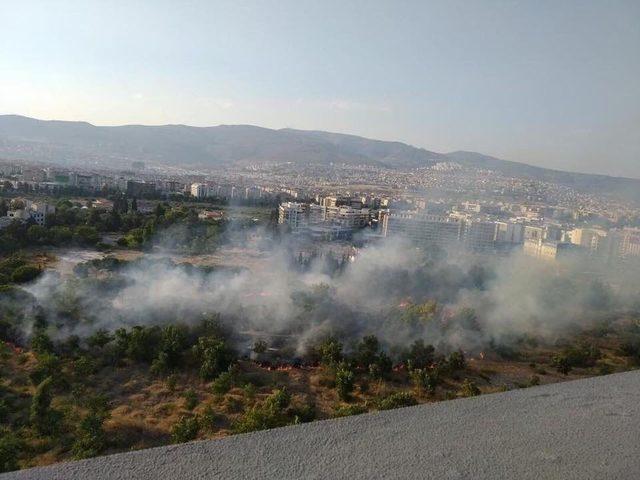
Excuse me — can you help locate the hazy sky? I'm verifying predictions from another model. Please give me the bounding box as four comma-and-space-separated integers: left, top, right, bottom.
1, 0, 639, 177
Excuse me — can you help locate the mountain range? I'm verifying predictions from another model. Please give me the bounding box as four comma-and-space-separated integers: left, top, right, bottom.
1, 114, 638, 201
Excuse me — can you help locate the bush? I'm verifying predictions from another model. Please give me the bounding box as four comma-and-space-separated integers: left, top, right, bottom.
233, 388, 291, 434
211, 370, 234, 395
74, 226, 100, 246
409, 368, 438, 395
458, 379, 481, 398
74, 356, 97, 377
377, 392, 417, 411
30, 332, 54, 355
200, 404, 219, 432
183, 389, 198, 411
11, 265, 41, 284
333, 404, 368, 418
446, 351, 466, 372
552, 354, 572, 375
291, 403, 316, 424
404, 340, 435, 370
0, 430, 22, 473
335, 364, 355, 401
171, 416, 199, 443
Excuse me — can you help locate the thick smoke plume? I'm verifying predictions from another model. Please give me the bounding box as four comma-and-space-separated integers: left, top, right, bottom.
10, 226, 640, 357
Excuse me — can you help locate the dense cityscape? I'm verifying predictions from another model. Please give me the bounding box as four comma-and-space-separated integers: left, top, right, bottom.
2, 156, 639, 266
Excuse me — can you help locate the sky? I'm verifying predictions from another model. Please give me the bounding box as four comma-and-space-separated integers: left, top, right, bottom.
1, 0, 639, 178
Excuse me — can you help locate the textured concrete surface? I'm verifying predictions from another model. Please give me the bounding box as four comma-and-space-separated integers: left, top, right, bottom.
4, 370, 640, 480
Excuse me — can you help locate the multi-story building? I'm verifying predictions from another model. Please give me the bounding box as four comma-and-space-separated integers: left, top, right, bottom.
382, 212, 462, 248
5, 199, 56, 226
463, 220, 498, 252
523, 239, 584, 262
278, 202, 308, 231
325, 206, 370, 229
190, 183, 209, 199
495, 221, 524, 244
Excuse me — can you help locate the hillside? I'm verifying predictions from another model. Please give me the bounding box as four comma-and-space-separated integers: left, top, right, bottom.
0, 115, 444, 169
1, 115, 639, 200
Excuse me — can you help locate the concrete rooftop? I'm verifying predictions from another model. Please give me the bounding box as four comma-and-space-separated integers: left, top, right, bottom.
4, 370, 639, 480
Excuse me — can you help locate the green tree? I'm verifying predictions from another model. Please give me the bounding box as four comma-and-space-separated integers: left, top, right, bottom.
30, 377, 56, 435
26, 225, 50, 245
49, 226, 73, 245
74, 226, 100, 246
158, 325, 187, 369
193, 336, 234, 380
405, 340, 435, 370
72, 397, 111, 459
356, 335, 380, 369
318, 337, 342, 366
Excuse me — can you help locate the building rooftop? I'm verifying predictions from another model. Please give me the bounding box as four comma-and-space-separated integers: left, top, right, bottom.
5, 370, 639, 480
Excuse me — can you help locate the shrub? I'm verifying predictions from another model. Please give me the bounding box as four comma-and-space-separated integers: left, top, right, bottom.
211, 370, 234, 395
183, 389, 198, 411
335, 364, 355, 401
200, 404, 219, 432
552, 354, 572, 375
74, 226, 100, 246
74, 356, 97, 377
446, 351, 466, 372
458, 379, 481, 398
409, 368, 438, 395
30, 332, 54, 355
171, 416, 199, 443
0, 430, 22, 473
291, 403, 316, 424
404, 340, 435, 370
377, 392, 417, 411
333, 404, 368, 418
233, 389, 291, 434
11, 265, 41, 284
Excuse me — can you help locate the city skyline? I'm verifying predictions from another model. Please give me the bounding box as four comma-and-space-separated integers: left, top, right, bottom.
2, 0, 639, 178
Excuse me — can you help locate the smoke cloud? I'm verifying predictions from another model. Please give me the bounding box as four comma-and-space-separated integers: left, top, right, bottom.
10, 226, 640, 357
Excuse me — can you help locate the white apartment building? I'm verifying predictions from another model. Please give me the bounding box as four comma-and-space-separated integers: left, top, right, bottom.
190, 183, 209, 199
382, 211, 462, 248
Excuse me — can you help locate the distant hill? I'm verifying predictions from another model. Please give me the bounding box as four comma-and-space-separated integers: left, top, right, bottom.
0, 115, 444, 168
0, 114, 638, 201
